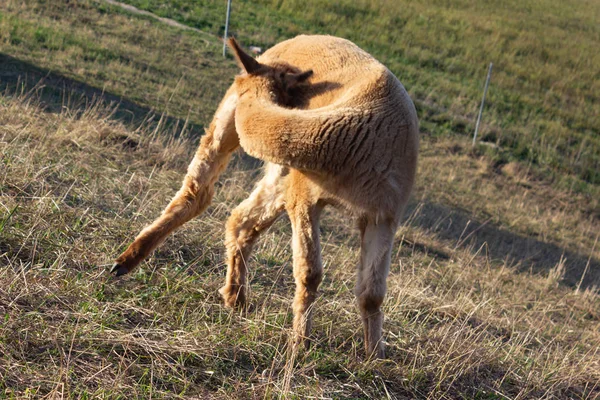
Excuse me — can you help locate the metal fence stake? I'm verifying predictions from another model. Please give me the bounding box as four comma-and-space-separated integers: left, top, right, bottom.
223, 0, 232, 57
473, 62, 493, 146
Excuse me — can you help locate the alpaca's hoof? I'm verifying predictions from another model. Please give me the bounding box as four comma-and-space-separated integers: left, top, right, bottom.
110, 262, 130, 277
219, 285, 246, 309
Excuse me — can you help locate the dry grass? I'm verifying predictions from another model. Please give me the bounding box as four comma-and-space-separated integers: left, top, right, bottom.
0, 0, 599, 398
1, 92, 598, 398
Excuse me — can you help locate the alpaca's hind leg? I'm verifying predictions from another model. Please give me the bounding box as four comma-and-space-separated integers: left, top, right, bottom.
355, 216, 396, 359
220, 164, 288, 308
286, 180, 324, 348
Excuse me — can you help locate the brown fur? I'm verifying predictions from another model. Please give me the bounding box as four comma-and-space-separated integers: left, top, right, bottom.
112, 35, 419, 359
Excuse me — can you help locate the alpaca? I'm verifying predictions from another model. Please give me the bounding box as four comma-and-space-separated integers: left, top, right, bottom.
112, 35, 419, 358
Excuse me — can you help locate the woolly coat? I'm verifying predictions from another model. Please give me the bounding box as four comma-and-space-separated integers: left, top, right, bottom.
235, 35, 419, 217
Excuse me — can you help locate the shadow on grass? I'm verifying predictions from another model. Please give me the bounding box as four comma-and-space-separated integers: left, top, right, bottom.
406, 200, 599, 290
0, 53, 205, 136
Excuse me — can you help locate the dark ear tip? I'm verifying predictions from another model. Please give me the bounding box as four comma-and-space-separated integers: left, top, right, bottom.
226, 37, 238, 51
227, 37, 262, 74
297, 69, 314, 83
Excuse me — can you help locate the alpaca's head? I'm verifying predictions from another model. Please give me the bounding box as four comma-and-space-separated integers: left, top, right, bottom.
228, 38, 313, 106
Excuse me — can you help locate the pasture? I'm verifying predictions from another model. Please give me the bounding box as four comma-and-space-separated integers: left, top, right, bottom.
0, 0, 598, 398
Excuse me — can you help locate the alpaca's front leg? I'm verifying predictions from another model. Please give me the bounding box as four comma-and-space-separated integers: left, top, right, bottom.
112, 90, 239, 275
112, 172, 217, 275
220, 163, 287, 308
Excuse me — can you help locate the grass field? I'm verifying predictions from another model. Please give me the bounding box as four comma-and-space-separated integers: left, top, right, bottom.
115, 0, 600, 188
0, 0, 599, 398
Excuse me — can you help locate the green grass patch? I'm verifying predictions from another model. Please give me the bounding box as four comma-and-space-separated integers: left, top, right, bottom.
118, 0, 600, 186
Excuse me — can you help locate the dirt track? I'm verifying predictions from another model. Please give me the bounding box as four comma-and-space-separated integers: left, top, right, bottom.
102, 0, 215, 42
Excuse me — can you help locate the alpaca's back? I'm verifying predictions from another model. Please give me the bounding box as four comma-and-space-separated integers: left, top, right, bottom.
238, 35, 419, 218
258, 35, 390, 109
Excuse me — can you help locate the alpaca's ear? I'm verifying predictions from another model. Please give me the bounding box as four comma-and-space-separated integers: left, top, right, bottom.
284, 70, 313, 88
227, 37, 262, 74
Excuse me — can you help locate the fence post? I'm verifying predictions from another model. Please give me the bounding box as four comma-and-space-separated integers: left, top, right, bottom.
223, 0, 232, 57
473, 62, 493, 146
